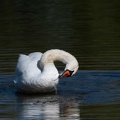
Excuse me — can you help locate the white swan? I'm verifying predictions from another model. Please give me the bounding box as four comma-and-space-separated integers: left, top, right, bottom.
14, 49, 79, 93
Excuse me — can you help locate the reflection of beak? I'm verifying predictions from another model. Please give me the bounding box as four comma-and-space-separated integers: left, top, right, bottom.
59, 69, 74, 78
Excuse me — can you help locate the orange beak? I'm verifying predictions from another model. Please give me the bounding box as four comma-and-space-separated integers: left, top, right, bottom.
59, 69, 74, 78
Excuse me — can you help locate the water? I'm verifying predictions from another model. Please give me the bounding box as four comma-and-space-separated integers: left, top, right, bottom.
1, 0, 120, 119
1, 71, 120, 119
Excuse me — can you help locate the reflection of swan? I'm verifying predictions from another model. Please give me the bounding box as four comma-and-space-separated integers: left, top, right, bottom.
16, 95, 60, 120
16, 95, 80, 120
14, 49, 79, 93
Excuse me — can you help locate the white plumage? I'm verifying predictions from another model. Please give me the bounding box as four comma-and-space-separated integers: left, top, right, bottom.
14, 49, 79, 93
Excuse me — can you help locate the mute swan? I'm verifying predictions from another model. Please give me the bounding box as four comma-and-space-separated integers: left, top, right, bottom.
14, 49, 79, 93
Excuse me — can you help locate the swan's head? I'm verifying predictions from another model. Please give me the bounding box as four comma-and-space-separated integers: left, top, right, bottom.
59, 58, 79, 78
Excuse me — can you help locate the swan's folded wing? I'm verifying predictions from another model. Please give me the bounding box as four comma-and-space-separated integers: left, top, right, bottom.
16, 54, 29, 73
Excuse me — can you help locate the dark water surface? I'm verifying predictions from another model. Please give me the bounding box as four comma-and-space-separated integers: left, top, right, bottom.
1, 71, 120, 119
1, 0, 120, 119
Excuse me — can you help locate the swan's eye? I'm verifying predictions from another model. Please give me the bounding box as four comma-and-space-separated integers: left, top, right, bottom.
59, 69, 74, 78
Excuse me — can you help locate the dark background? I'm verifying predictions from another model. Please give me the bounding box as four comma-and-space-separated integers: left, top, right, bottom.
0, 1, 120, 119
1, 0, 120, 74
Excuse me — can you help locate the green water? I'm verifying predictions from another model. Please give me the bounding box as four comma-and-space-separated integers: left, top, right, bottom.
1, 0, 120, 72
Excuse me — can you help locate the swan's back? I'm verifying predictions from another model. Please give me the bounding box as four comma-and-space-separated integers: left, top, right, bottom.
14, 52, 43, 88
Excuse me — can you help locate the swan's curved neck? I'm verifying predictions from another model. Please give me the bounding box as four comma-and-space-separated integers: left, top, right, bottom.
40, 49, 78, 70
